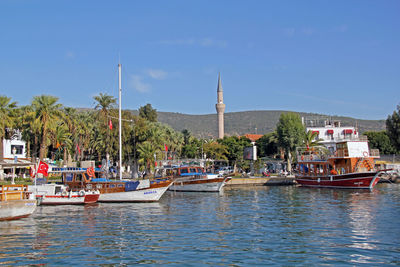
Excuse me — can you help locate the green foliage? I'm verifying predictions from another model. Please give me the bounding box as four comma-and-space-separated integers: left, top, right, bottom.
276, 112, 305, 152
218, 136, 252, 169
276, 112, 305, 172
139, 103, 157, 122
363, 131, 396, 154
303, 130, 323, 148
256, 131, 278, 157
386, 105, 400, 152
31, 95, 64, 160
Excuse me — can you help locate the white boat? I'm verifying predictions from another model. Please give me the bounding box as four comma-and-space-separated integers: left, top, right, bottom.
28, 184, 100, 205
97, 180, 172, 202
169, 176, 229, 192
0, 185, 36, 221
163, 166, 230, 192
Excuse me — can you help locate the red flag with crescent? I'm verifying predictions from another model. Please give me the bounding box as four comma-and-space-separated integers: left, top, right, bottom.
37, 161, 49, 177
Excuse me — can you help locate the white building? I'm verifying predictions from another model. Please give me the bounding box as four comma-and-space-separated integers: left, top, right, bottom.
0, 130, 32, 180
305, 120, 359, 154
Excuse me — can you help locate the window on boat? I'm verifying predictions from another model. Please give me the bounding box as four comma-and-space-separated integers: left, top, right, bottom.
190, 168, 197, 173
55, 186, 62, 194
180, 168, 188, 174
118, 184, 123, 188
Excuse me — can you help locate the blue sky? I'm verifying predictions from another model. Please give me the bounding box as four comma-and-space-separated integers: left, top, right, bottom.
0, 0, 399, 120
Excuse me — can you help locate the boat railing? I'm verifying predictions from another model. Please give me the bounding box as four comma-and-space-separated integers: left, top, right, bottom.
0, 185, 29, 201
297, 146, 331, 161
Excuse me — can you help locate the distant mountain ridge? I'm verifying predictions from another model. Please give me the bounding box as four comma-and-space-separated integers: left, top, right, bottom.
81, 108, 386, 138
155, 110, 386, 138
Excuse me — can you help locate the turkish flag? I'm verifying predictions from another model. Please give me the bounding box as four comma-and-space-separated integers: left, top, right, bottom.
37, 161, 49, 177
109, 119, 113, 130
164, 144, 168, 152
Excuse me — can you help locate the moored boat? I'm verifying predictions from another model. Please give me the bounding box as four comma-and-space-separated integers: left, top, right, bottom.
295, 138, 381, 189
0, 184, 37, 221
60, 168, 172, 202
28, 183, 100, 205
158, 165, 229, 192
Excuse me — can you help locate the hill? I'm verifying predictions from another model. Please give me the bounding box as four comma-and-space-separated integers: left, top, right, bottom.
156, 110, 386, 138
82, 108, 386, 138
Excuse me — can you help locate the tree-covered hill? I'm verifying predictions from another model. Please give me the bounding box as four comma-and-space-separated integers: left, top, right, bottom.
156, 110, 386, 138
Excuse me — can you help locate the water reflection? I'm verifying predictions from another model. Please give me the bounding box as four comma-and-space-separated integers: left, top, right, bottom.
0, 185, 399, 265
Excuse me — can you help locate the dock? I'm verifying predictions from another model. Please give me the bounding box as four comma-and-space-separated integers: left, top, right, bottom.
225, 176, 296, 187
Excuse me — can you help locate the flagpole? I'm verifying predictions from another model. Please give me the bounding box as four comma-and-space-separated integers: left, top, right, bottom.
118, 63, 122, 181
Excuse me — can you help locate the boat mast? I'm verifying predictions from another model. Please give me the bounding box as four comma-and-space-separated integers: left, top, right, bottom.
118, 63, 122, 180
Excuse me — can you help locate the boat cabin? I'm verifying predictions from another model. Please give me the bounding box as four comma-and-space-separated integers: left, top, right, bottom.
297, 140, 379, 176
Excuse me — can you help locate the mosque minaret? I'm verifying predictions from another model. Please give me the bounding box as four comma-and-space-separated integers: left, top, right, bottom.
215, 73, 225, 139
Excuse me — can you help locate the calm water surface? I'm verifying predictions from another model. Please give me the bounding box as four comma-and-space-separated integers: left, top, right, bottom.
1, 184, 400, 266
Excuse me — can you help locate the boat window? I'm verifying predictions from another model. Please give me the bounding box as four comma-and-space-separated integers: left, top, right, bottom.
118, 184, 123, 188
190, 168, 197, 173
180, 168, 188, 174
55, 186, 62, 194
110, 184, 115, 188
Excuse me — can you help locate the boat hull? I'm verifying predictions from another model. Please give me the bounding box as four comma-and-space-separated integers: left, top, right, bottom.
98, 184, 171, 202
169, 177, 228, 192
0, 199, 37, 221
38, 193, 100, 205
295, 172, 380, 189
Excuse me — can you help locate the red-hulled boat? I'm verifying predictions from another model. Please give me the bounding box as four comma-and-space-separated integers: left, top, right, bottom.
295, 138, 382, 189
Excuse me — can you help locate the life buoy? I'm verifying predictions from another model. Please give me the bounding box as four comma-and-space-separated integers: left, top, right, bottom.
61, 190, 68, 196
86, 167, 95, 178
78, 190, 85, 197
363, 151, 368, 157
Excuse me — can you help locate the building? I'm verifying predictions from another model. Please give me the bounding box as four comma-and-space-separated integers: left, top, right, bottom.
0, 130, 33, 180
215, 73, 225, 139
305, 119, 359, 154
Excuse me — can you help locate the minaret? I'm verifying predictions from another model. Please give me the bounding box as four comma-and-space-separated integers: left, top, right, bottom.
215, 73, 225, 139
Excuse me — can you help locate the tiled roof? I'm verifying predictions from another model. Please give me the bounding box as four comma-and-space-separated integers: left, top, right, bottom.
243, 134, 263, 142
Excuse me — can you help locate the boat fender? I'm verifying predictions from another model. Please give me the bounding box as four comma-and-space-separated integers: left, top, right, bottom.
78, 190, 85, 197
330, 176, 333, 181
69, 190, 73, 198
317, 178, 320, 183
363, 151, 368, 157
61, 190, 68, 197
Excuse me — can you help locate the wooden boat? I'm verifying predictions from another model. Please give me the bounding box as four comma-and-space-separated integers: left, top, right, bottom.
158, 166, 230, 192
28, 183, 100, 205
0, 184, 37, 221
60, 168, 172, 202
295, 139, 381, 189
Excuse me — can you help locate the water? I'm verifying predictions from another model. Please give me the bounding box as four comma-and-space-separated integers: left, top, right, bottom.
1, 184, 400, 266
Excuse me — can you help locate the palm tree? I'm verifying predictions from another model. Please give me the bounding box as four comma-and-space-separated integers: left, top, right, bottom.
94, 93, 117, 124
304, 130, 323, 149
137, 141, 156, 175
52, 123, 72, 164
0, 96, 17, 161
31, 95, 63, 160
93, 93, 117, 164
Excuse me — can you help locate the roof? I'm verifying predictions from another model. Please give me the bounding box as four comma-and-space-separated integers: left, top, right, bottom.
243, 134, 263, 142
